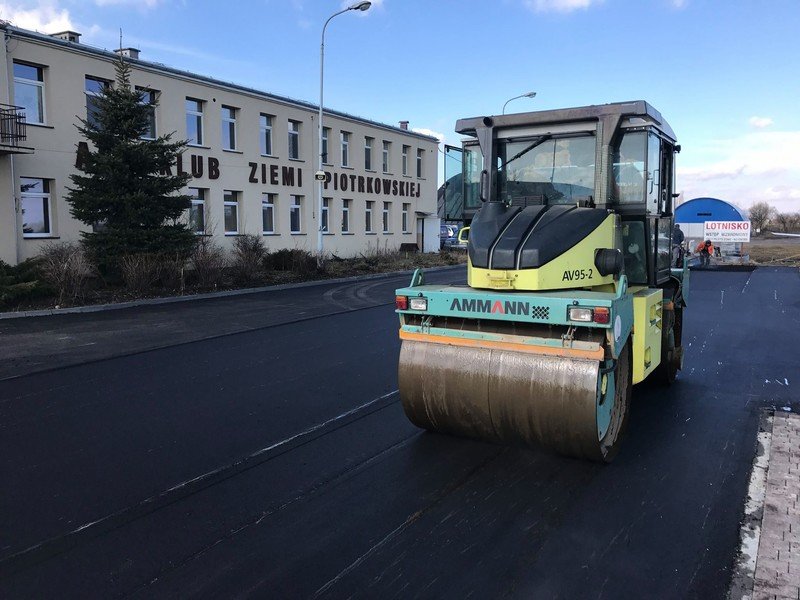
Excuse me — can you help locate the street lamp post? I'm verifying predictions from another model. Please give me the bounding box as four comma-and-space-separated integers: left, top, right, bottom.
502, 91, 537, 115
317, 1, 371, 261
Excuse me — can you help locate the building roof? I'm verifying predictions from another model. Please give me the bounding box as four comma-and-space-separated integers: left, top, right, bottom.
675, 197, 748, 223
2, 24, 438, 143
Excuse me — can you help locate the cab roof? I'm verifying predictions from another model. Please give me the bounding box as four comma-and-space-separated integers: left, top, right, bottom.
455, 100, 676, 143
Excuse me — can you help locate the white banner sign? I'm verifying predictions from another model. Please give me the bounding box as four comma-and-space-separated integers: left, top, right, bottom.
703, 221, 751, 242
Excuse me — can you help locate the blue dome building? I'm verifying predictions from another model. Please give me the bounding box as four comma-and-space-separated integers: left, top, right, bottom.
675, 197, 747, 224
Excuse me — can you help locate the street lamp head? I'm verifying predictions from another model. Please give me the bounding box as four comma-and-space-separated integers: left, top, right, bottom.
349, 1, 371, 10
502, 90, 537, 114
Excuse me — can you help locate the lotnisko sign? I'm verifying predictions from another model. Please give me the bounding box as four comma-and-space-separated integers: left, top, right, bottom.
703, 221, 751, 243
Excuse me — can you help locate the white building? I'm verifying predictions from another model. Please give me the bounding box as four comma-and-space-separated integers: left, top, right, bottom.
0, 24, 440, 266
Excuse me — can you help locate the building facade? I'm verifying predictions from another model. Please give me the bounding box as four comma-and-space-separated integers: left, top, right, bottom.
0, 25, 440, 266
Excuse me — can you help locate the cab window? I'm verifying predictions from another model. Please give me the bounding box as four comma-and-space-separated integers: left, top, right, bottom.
612, 132, 646, 204
622, 220, 648, 284
646, 132, 661, 214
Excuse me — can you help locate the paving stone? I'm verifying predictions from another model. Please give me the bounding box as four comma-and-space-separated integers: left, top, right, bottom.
754, 414, 800, 600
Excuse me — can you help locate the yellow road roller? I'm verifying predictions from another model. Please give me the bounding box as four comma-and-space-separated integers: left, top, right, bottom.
395, 101, 688, 462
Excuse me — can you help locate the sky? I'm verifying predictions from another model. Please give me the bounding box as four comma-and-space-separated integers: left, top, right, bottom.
2, 0, 799, 214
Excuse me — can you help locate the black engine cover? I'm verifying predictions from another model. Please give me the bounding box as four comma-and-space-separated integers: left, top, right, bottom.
468, 203, 609, 270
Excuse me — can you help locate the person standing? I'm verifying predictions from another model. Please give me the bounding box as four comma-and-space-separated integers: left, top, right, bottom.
672, 224, 685, 266
673, 224, 685, 245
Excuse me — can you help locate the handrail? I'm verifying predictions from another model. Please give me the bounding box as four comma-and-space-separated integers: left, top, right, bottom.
0, 104, 27, 147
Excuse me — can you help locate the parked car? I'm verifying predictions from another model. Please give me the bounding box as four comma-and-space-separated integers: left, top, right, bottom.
440, 224, 458, 248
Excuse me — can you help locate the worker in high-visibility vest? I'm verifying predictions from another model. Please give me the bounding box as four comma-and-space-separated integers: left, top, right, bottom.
695, 239, 714, 267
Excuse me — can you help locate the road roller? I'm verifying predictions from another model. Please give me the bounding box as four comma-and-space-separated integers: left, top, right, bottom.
395, 101, 688, 462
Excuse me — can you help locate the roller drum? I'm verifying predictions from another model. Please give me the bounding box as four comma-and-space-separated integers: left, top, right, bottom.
399, 340, 629, 461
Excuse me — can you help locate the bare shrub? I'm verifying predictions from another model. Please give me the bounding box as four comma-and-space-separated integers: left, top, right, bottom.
158, 254, 186, 292
231, 234, 267, 284
190, 236, 227, 288
120, 254, 164, 293
263, 248, 319, 275
37, 242, 94, 305
356, 240, 398, 270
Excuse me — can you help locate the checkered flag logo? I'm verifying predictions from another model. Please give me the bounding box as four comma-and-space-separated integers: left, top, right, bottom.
531, 306, 550, 320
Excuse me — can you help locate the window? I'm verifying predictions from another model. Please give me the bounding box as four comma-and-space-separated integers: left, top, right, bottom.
188, 188, 206, 234
364, 137, 373, 170
136, 87, 156, 139
288, 120, 300, 159
383, 201, 391, 233
382, 141, 391, 173
85, 76, 109, 129
402, 145, 410, 175
341, 199, 351, 233
647, 132, 662, 214
322, 197, 331, 233
341, 131, 350, 167
402, 203, 410, 233
497, 136, 596, 206
322, 127, 330, 164
622, 221, 647, 284
290, 195, 303, 233
221, 105, 237, 150
464, 144, 483, 210
262, 193, 276, 234
20, 178, 52, 237
13, 62, 45, 125
365, 200, 374, 233
186, 98, 204, 146
416, 149, 424, 178
224, 191, 239, 234
259, 114, 273, 156
612, 132, 646, 204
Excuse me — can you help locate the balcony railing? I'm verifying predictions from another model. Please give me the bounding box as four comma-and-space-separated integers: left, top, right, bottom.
0, 104, 33, 154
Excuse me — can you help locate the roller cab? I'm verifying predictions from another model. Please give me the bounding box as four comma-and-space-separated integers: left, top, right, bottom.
396, 101, 688, 462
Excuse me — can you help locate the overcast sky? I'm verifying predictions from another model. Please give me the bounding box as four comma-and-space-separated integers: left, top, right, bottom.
3, 0, 799, 213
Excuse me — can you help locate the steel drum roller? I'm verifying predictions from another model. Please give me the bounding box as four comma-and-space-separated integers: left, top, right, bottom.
399, 340, 630, 462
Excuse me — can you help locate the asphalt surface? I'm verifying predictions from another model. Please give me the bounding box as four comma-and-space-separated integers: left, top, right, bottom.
1, 266, 798, 599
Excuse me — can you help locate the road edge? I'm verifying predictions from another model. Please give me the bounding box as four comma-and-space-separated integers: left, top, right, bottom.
728, 408, 773, 600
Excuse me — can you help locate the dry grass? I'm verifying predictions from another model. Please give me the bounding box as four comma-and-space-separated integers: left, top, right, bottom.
747, 237, 800, 266
324, 248, 467, 278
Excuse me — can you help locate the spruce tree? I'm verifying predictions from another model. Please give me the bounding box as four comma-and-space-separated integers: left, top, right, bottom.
66, 57, 194, 274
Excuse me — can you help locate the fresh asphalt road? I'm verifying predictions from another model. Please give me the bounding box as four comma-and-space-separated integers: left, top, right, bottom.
1, 266, 798, 599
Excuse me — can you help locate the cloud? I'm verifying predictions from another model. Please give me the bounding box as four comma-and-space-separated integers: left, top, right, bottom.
523, 0, 601, 13
121, 34, 255, 70
678, 130, 800, 212
412, 127, 446, 143
749, 116, 774, 128
670, 0, 688, 8
763, 185, 800, 201
0, 1, 74, 32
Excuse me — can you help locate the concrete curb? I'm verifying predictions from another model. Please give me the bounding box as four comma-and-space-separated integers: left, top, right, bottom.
690, 265, 758, 272
0, 264, 465, 320
729, 409, 773, 600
